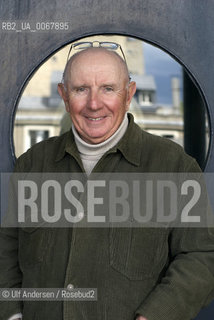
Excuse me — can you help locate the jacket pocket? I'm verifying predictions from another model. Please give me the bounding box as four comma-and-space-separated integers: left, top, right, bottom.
18, 226, 52, 269
109, 227, 168, 280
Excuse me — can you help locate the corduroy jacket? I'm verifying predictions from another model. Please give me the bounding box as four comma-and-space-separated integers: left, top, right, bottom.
0, 114, 214, 320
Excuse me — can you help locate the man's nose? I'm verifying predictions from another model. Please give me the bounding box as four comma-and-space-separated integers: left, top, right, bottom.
87, 89, 101, 110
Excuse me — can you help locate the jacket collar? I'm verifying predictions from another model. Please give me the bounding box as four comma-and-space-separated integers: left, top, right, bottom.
55, 113, 142, 167
109, 113, 141, 166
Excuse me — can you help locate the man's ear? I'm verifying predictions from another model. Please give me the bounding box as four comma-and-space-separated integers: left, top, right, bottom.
126, 81, 136, 110
58, 83, 70, 112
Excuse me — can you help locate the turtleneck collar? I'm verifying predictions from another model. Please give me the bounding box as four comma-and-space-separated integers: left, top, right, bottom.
72, 113, 129, 174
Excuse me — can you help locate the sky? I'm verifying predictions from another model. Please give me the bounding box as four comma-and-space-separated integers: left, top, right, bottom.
143, 42, 182, 105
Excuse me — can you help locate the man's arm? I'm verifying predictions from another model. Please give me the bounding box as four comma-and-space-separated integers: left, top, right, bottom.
134, 227, 214, 320
0, 227, 23, 320
8, 313, 22, 320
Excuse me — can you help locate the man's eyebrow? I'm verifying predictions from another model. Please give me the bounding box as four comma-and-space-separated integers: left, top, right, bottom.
69, 84, 88, 89
101, 83, 117, 87
70, 83, 117, 88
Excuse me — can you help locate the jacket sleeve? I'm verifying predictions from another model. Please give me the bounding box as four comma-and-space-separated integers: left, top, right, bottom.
0, 227, 23, 320
0, 163, 24, 319
134, 149, 214, 319
134, 224, 214, 320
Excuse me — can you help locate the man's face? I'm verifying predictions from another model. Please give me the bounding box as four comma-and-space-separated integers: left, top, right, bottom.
58, 49, 136, 144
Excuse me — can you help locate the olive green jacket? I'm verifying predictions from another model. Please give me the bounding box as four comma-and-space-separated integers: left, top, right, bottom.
0, 114, 214, 320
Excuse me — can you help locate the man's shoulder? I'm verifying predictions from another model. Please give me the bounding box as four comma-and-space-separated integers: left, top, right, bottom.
137, 126, 200, 172
129, 114, 188, 159
21, 130, 68, 155
15, 131, 70, 172
140, 128, 182, 153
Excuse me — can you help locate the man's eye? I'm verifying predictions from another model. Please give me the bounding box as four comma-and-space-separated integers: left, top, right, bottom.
76, 87, 86, 93
73, 87, 88, 94
104, 86, 113, 92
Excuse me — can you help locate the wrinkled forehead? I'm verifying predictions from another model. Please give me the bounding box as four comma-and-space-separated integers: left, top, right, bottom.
65, 48, 129, 84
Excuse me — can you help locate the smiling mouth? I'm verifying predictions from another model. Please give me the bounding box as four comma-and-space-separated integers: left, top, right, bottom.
87, 117, 105, 121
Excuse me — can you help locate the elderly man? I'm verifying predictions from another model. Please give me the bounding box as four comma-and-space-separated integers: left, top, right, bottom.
0, 42, 214, 320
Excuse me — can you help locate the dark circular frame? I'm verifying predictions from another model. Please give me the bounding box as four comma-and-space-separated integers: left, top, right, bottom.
11, 32, 212, 170
0, 1, 214, 318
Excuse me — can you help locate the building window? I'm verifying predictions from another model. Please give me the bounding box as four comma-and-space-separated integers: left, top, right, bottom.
29, 130, 49, 147
17, 125, 56, 157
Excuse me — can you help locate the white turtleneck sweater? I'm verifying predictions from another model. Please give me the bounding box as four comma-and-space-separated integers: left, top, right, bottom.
72, 113, 129, 175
